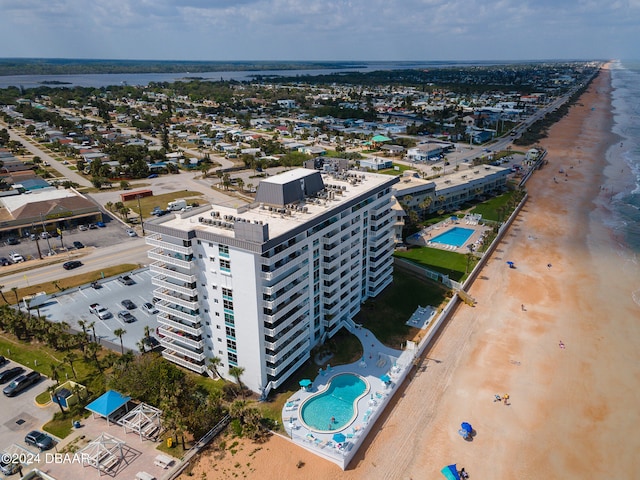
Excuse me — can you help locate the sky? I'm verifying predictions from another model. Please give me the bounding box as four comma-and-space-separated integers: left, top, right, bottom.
0, 0, 638, 61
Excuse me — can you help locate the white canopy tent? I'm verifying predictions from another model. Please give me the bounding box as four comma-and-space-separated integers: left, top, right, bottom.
120, 403, 163, 441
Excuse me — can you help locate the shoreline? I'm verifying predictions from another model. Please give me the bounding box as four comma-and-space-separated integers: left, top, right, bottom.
179, 66, 640, 479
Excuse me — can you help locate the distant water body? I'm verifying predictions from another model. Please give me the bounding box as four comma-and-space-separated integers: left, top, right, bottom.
0, 60, 516, 90
608, 60, 640, 253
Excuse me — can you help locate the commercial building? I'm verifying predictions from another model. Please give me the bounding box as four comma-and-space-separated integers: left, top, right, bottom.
145, 168, 398, 395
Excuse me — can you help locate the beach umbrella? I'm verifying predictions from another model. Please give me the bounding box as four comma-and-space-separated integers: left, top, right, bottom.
332, 432, 346, 443
299, 379, 312, 388
380, 374, 391, 383
506, 261, 514, 266
461, 422, 473, 434
440, 464, 461, 480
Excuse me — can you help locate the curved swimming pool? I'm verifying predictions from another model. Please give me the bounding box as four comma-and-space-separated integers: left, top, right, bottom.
299, 373, 370, 432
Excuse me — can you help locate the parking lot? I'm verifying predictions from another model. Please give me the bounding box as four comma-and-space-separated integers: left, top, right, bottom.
0, 220, 138, 265
36, 269, 160, 353
0, 358, 56, 457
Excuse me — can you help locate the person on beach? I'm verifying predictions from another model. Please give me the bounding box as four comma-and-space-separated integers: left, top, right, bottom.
521, 304, 525, 311
503, 393, 510, 405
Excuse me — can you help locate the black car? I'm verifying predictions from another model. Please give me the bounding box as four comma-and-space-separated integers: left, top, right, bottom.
3, 371, 41, 396
63, 260, 83, 270
0, 366, 25, 384
5, 237, 19, 245
73, 241, 85, 249
0, 356, 7, 366
121, 299, 136, 310
118, 275, 135, 286
0, 257, 10, 266
117, 310, 136, 323
24, 431, 54, 451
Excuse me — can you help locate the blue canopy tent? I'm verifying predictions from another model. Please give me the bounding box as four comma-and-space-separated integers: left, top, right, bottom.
441, 464, 461, 480
85, 390, 131, 425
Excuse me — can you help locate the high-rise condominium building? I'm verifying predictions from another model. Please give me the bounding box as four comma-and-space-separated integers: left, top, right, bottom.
145, 168, 398, 395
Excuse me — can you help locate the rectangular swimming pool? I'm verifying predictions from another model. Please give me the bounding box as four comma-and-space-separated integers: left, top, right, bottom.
430, 227, 474, 247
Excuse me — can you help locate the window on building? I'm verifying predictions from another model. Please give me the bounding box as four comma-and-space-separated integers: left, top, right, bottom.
218, 244, 229, 256
227, 339, 237, 351
223, 299, 234, 310
226, 326, 236, 337
220, 259, 231, 272
222, 287, 233, 297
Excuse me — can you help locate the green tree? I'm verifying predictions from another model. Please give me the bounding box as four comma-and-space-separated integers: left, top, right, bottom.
229, 366, 245, 398
114, 328, 127, 355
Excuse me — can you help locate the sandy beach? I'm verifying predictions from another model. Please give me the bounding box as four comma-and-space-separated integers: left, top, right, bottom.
180, 65, 640, 480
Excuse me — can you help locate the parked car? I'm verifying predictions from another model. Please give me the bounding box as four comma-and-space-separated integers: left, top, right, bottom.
125, 229, 137, 237
0, 454, 20, 475
24, 430, 54, 451
0, 356, 7, 366
3, 371, 41, 396
78, 224, 89, 231
88, 223, 98, 230
0, 366, 25, 384
142, 302, 158, 314
151, 206, 162, 216
117, 311, 136, 323
5, 237, 19, 245
147, 174, 158, 179
0, 257, 10, 266
118, 275, 135, 286
121, 299, 136, 310
40, 231, 50, 239
96, 221, 106, 228
73, 241, 85, 249
63, 260, 83, 270
9, 252, 24, 263
142, 336, 161, 351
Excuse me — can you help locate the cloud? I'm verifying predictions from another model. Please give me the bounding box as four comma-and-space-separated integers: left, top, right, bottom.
0, 0, 636, 60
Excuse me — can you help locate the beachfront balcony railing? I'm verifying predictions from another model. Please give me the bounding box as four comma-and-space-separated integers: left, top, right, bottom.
151, 276, 198, 297
146, 234, 193, 255
150, 262, 197, 283
148, 248, 193, 269
264, 320, 310, 351
162, 351, 206, 374
153, 288, 199, 311
158, 326, 204, 350
156, 303, 200, 325
159, 338, 205, 361
265, 340, 310, 377
157, 313, 202, 336
262, 272, 307, 296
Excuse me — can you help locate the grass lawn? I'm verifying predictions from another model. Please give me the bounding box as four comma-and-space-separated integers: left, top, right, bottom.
354, 270, 450, 348
394, 247, 475, 282
469, 191, 517, 222
377, 163, 414, 176
122, 190, 204, 217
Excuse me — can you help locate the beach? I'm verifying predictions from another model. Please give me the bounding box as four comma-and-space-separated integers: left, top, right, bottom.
179, 65, 640, 479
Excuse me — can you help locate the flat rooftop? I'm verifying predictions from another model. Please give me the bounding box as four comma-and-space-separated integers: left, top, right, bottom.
156, 169, 397, 241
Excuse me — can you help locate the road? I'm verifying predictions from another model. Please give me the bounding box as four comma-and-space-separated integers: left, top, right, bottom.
0, 239, 151, 290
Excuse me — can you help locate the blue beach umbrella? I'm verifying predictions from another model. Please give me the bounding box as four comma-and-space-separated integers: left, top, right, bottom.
299, 379, 312, 388
332, 432, 346, 443
380, 374, 391, 383
440, 464, 461, 480
461, 422, 473, 434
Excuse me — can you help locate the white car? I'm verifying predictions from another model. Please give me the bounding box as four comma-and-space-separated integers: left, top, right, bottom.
142, 302, 159, 314
125, 229, 137, 237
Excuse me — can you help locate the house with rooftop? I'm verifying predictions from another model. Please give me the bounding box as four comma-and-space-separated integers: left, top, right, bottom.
145, 168, 398, 396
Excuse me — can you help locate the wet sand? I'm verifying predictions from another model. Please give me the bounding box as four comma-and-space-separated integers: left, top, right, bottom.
180, 65, 640, 480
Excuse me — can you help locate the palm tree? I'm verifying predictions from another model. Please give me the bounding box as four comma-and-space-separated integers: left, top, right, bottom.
229, 366, 245, 398
236, 178, 244, 192
63, 352, 78, 379
49, 363, 60, 384
114, 328, 126, 355
49, 385, 65, 414
0, 285, 8, 304
10, 287, 19, 305
86, 342, 102, 373
208, 356, 222, 379
88, 321, 97, 343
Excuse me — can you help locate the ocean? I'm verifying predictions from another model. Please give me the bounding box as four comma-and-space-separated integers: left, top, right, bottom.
607, 61, 640, 253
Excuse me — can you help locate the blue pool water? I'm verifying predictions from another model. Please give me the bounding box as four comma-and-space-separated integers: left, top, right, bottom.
300, 374, 369, 432
430, 227, 474, 247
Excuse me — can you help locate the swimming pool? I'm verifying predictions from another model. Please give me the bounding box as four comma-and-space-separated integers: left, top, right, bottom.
299, 373, 369, 432
430, 227, 474, 247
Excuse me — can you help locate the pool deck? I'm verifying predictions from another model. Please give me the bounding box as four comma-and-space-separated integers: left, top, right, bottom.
407, 217, 488, 252
282, 324, 417, 470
